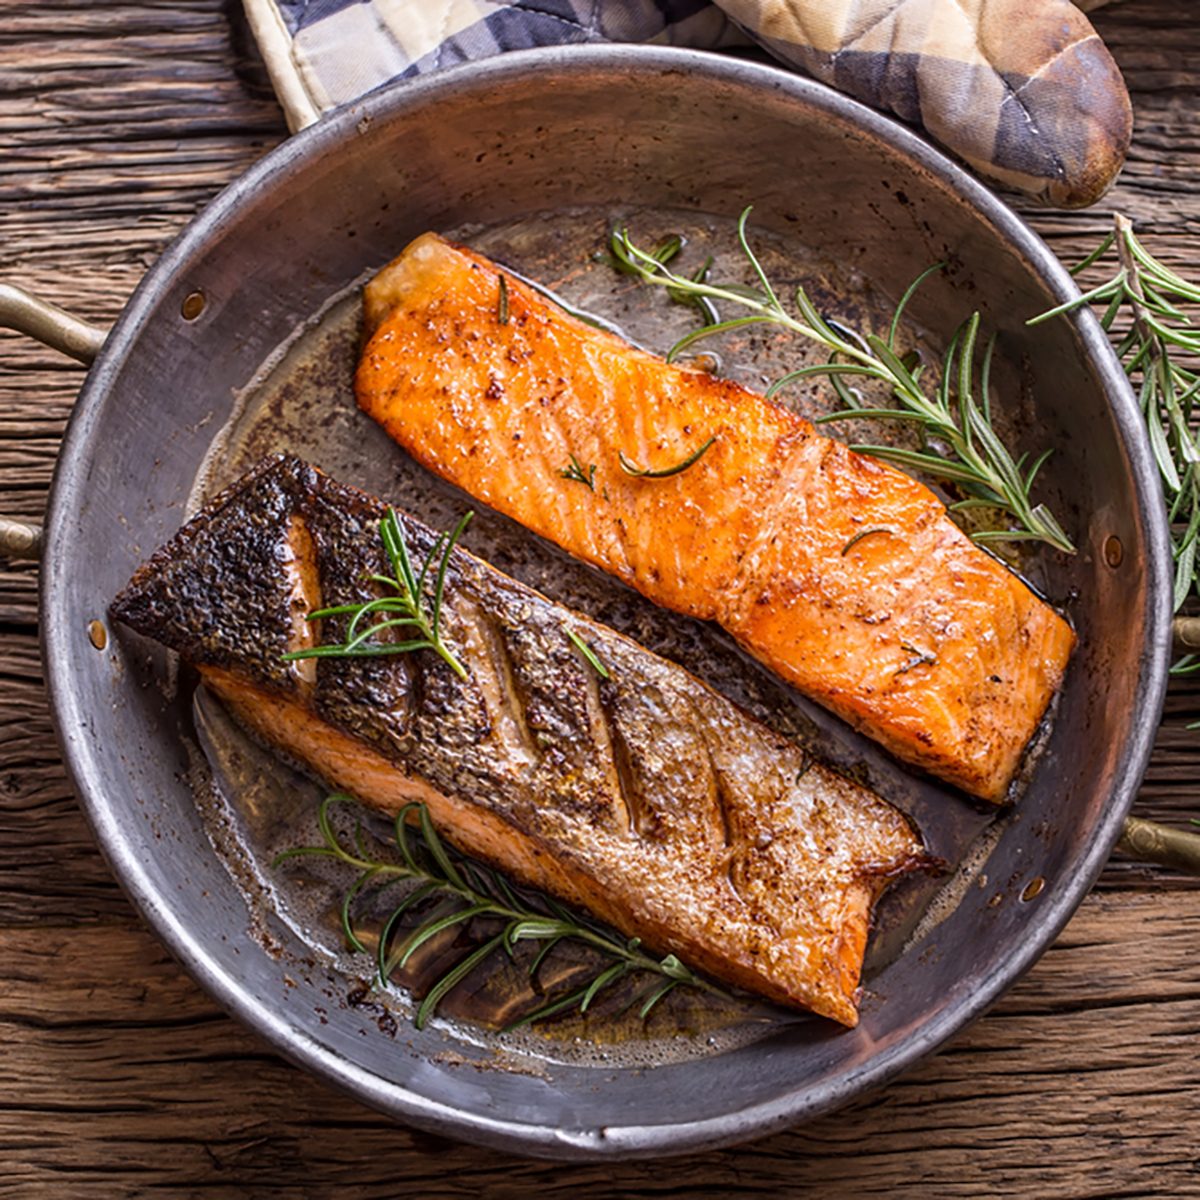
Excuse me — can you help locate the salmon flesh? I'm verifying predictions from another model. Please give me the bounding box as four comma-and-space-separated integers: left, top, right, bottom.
111, 456, 926, 1026
355, 233, 1076, 802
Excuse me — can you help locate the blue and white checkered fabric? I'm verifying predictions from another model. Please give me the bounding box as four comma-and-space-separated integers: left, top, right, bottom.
242, 0, 1124, 206
248, 0, 745, 127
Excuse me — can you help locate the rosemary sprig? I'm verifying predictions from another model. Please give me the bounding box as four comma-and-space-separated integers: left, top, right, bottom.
609, 208, 1074, 554
566, 628, 610, 678
898, 641, 938, 673
560, 454, 597, 490
274, 793, 721, 1030
609, 233, 720, 324
282, 507, 472, 680
841, 526, 895, 555
618, 435, 715, 479
1029, 213, 1200, 667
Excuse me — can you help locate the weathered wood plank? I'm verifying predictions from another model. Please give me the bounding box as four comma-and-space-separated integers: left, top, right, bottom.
1, 892, 1197, 1196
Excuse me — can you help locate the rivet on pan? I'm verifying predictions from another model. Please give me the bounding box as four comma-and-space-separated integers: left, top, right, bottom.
1020, 876, 1045, 903
87, 619, 107, 651
1103, 535, 1123, 568
181, 290, 207, 321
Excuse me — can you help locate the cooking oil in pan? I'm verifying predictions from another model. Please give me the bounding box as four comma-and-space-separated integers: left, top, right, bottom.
183, 203, 1050, 1063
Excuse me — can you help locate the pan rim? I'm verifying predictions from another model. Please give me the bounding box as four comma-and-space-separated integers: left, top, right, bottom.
40, 44, 1173, 1159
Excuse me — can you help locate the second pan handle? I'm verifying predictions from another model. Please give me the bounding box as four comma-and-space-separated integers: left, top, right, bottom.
1115, 817, 1200, 875
0, 283, 106, 364
0, 283, 106, 559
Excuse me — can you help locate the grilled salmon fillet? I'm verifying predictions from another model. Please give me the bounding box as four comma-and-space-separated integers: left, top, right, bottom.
111, 456, 927, 1026
355, 233, 1076, 803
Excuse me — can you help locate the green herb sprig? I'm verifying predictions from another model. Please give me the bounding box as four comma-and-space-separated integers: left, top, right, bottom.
282, 508, 472, 679
1029, 213, 1200, 667
274, 794, 721, 1029
841, 526, 895, 556
609, 207, 1074, 554
566, 628, 610, 678
560, 454, 597, 490
619, 435, 716, 479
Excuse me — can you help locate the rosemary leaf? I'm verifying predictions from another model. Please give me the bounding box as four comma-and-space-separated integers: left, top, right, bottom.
619, 436, 715, 478
282, 508, 472, 679
504, 984, 594, 1032
847, 444, 994, 487
341, 868, 382, 955
560, 454, 597, 491
1030, 212, 1200, 656
508, 919, 568, 942
579, 962, 630, 1013
274, 793, 729, 1031
376, 881, 439, 982
393, 902, 491, 973
393, 802, 423, 872
813, 407, 932, 426
419, 802, 466, 890
890, 262, 946, 348
667, 315, 775, 363
528, 934, 565, 982
841, 527, 895, 555
489, 868, 522, 912
637, 978, 679, 1019
565, 628, 610, 679
416, 933, 508, 1030
657, 954, 694, 981
768, 361, 892, 400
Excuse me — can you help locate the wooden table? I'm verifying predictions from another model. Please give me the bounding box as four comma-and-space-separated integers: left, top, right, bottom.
3, 2, 1199, 1194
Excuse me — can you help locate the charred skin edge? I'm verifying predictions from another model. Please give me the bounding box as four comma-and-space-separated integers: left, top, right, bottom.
111, 454, 929, 1026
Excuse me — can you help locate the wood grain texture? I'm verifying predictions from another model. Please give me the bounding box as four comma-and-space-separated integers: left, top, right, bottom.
1, 0, 1199, 1193
2, 893, 1198, 1197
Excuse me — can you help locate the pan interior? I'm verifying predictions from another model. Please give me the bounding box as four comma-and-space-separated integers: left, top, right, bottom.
188, 203, 1009, 1063
43, 50, 1166, 1158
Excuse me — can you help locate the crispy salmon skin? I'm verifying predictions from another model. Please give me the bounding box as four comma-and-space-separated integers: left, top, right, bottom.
111, 456, 927, 1027
356, 233, 1076, 802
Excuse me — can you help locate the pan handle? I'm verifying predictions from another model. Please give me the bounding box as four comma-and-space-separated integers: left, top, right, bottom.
0, 283, 107, 364
1174, 616, 1200, 656
1115, 817, 1200, 875
0, 517, 42, 558
0, 283, 107, 559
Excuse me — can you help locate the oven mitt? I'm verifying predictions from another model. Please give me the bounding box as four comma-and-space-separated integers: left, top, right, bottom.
242, 1, 748, 129
243, 0, 1128, 207
712, 0, 1131, 207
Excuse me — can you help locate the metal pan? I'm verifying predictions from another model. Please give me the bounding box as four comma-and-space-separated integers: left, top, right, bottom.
0, 47, 1190, 1158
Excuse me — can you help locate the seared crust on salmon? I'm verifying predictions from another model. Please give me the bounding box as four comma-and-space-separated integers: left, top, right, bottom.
356, 234, 1076, 802
111, 456, 927, 1026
